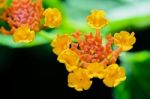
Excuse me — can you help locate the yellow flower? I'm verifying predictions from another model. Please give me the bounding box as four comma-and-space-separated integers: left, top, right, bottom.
103, 64, 126, 87
68, 68, 92, 91
57, 49, 79, 72
43, 8, 62, 28
114, 31, 136, 51
86, 62, 105, 79
0, 0, 7, 8
51, 9, 134, 91
13, 24, 35, 43
86, 10, 108, 29
51, 34, 71, 55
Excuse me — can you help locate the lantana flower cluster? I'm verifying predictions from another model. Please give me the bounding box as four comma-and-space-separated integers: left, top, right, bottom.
51, 10, 136, 91
0, 0, 62, 43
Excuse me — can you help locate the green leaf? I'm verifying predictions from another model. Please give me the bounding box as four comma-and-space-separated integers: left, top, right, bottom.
113, 51, 150, 99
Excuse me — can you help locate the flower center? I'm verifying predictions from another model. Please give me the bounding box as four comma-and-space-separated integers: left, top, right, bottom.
71, 31, 113, 64
3, 0, 43, 32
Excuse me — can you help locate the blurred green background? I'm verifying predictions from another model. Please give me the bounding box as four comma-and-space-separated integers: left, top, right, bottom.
0, 0, 150, 99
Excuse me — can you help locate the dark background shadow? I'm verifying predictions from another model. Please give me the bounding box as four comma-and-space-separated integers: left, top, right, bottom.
0, 44, 112, 99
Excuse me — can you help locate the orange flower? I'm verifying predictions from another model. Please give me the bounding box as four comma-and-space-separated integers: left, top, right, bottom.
51, 9, 136, 91
0, 0, 62, 43
2, 0, 43, 32
71, 31, 113, 63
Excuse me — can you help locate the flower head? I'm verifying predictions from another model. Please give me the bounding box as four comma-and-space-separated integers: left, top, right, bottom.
103, 64, 126, 87
87, 10, 108, 29
3, 0, 44, 32
13, 24, 35, 43
0, 0, 62, 42
68, 68, 92, 91
51, 9, 136, 91
114, 31, 136, 51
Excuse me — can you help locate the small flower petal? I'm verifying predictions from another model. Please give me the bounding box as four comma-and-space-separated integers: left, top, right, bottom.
86, 62, 105, 79
68, 68, 92, 91
87, 10, 108, 29
114, 31, 136, 51
0, 0, 7, 8
13, 24, 35, 43
43, 8, 62, 28
103, 64, 126, 87
51, 34, 71, 55
57, 49, 79, 72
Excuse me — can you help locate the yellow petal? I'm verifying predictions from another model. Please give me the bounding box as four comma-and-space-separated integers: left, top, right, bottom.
114, 31, 136, 51
51, 34, 71, 55
43, 8, 62, 28
86, 62, 105, 79
103, 77, 115, 87
86, 10, 108, 29
103, 64, 126, 87
68, 68, 92, 91
0, 0, 7, 8
13, 24, 35, 43
57, 49, 79, 72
